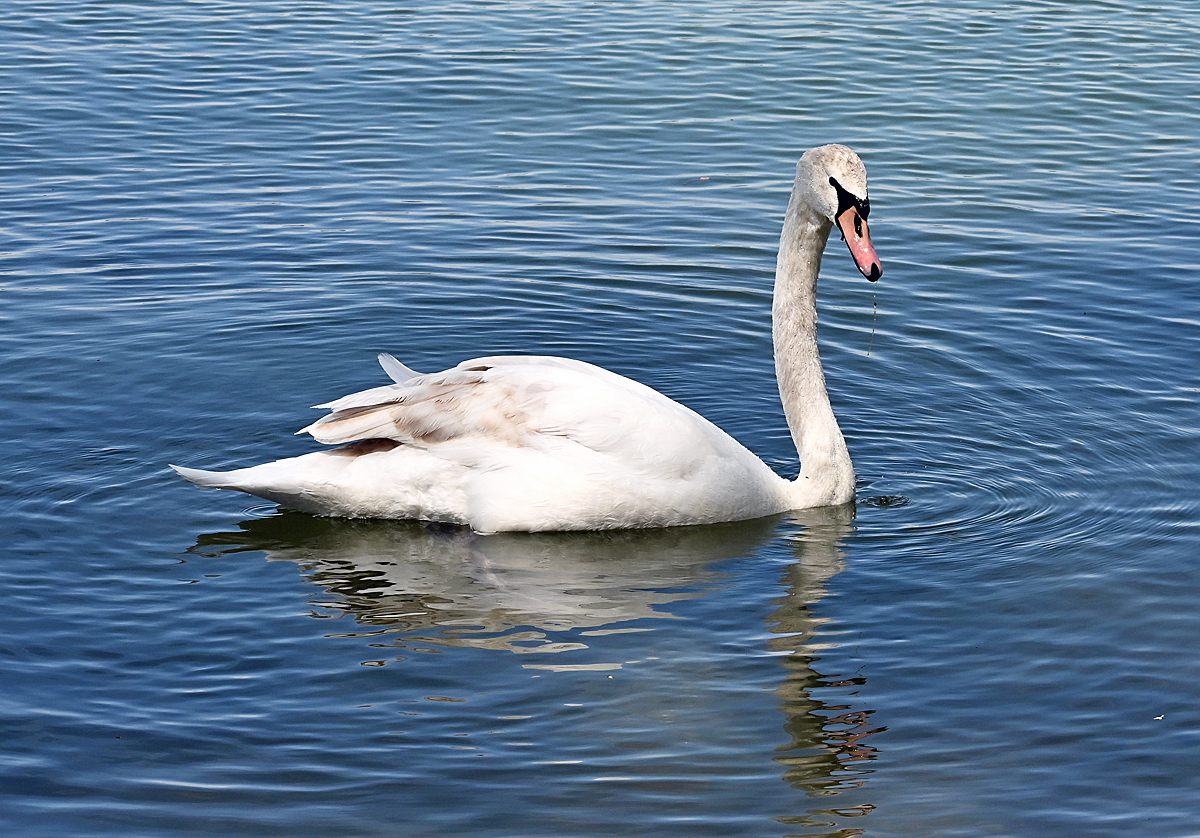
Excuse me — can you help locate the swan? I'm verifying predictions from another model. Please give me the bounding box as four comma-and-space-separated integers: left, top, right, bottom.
172, 144, 882, 533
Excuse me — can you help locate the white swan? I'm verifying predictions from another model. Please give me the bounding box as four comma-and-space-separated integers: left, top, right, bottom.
172, 144, 882, 533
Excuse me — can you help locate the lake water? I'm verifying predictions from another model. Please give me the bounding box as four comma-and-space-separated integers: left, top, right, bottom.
3, 1, 1199, 835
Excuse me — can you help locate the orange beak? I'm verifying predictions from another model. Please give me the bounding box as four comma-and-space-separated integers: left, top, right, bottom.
837, 207, 882, 282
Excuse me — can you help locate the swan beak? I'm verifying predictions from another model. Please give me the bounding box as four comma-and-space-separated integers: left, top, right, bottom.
837, 208, 882, 282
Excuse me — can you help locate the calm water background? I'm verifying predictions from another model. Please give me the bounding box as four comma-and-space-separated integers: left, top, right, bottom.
3, 1, 1199, 835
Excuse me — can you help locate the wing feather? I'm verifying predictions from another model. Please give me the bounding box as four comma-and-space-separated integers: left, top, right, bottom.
378, 352, 423, 384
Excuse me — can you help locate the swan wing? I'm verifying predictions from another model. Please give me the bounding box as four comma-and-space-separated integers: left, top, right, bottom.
300, 355, 721, 464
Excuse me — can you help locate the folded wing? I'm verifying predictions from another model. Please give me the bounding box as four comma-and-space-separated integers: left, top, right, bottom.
298, 353, 742, 476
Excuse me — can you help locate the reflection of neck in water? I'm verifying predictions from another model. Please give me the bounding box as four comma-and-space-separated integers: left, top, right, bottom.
768, 505, 883, 832
189, 514, 779, 651
188, 505, 882, 827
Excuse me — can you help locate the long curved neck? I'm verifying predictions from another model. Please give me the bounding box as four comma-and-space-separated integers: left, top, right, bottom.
773, 195, 856, 507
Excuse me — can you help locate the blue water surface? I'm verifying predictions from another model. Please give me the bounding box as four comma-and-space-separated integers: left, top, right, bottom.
2, 1, 1199, 836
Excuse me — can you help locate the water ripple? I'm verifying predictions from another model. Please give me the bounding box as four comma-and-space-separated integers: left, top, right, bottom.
3, 1, 1200, 836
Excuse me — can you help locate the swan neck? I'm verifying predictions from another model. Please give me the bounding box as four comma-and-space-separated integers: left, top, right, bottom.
773, 200, 855, 507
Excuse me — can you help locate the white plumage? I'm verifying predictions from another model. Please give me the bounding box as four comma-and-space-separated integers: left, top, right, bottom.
172, 144, 883, 533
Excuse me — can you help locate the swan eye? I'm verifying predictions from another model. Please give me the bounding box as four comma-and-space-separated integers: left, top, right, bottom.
829, 176, 870, 222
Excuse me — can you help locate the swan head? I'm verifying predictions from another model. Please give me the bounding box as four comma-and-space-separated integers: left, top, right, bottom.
797, 144, 883, 282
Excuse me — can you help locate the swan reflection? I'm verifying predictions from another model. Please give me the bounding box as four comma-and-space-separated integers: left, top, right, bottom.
189, 513, 778, 651
767, 506, 884, 835
187, 506, 880, 834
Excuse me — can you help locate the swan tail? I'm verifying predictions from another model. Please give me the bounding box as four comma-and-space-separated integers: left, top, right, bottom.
170, 460, 317, 497
170, 457, 345, 513
170, 463, 241, 490
170, 446, 457, 521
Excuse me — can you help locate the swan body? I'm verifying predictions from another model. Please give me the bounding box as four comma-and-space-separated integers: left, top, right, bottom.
173, 144, 882, 533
